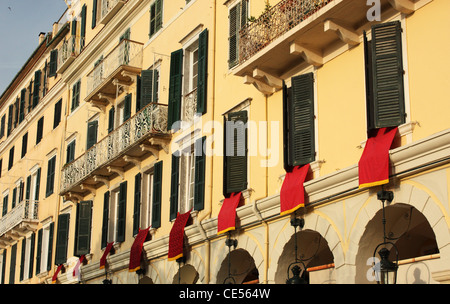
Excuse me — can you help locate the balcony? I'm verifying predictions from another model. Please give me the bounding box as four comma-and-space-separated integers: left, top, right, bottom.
0, 200, 39, 249
183, 88, 198, 124
57, 35, 84, 74
100, 0, 127, 25
234, 0, 412, 94
85, 39, 143, 109
60, 102, 170, 197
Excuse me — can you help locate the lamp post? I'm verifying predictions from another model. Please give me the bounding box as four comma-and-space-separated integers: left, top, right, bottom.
286, 215, 308, 284
373, 189, 399, 284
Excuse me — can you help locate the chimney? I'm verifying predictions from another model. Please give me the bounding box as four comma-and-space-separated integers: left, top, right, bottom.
39, 32, 46, 44
53, 22, 58, 37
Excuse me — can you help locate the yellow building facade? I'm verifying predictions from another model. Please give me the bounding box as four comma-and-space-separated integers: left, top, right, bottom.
0, 0, 449, 285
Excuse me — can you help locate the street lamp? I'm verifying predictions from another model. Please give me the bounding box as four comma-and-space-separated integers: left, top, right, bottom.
286, 216, 308, 284
372, 189, 399, 284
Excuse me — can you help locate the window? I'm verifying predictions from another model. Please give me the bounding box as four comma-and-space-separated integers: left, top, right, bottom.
53, 99, 62, 129
46, 155, 56, 197
26, 167, 41, 205
35, 222, 54, 275
66, 140, 76, 163
21, 132, 28, 159
20, 233, 35, 281
101, 181, 127, 247
71, 80, 81, 111
228, 0, 248, 68
55, 213, 70, 265
86, 120, 98, 150
74, 200, 92, 256
282, 73, 316, 170
8, 146, 14, 170
12, 180, 23, 209
9, 243, 17, 284
2, 192, 8, 216
115, 94, 132, 127
0, 251, 5, 284
170, 137, 206, 220
32, 70, 42, 109
49, 50, 58, 77
36, 116, 44, 145
364, 21, 405, 133
149, 0, 163, 39
92, 0, 98, 28
19, 89, 26, 124
167, 29, 208, 129
7, 104, 13, 137
0, 114, 5, 138
138, 68, 159, 111
224, 110, 248, 196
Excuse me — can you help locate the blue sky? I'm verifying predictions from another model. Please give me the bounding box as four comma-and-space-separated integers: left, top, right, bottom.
0, 0, 68, 95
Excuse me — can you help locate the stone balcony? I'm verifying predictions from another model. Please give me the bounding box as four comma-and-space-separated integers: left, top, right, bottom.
60, 102, 170, 198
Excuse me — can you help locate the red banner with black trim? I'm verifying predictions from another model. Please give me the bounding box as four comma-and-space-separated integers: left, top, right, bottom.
280, 164, 310, 216
129, 226, 151, 272
51, 264, 64, 284
168, 210, 191, 261
100, 242, 114, 269
217, 192, 242, 235
358, 127, 398, 189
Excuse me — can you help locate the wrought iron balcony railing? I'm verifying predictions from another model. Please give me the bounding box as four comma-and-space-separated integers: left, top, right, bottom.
100, 0, 127, 25
239, 0, 332, 64
85, 39, 143, 103
0, 200, 39, 239
57, 35, 85, 73
60, 102, 169, 193
183, 88, 198, 124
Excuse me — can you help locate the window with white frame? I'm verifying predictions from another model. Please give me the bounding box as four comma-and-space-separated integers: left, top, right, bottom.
141, 170, 154, 229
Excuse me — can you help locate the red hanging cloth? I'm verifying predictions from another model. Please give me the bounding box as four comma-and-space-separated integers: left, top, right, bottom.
280, 164, 310, 216
217, 192, 242, 235
168, 210, 191, 261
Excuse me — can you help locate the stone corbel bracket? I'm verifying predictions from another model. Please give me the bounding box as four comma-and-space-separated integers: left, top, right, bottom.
388, 0, 416, 14
290, 43, 323, 67
324, 20, 360, 46
243, 68, 283, 95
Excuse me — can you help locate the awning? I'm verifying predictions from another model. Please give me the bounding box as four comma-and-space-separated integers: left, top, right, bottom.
280, 164, 310, 216
100, 242, 115, 269
51, 264, 65, 284
73, 255, 85, 277
217, 192, 242, 235
168, 210, 192, 261
129, 226, 151, 272
358, 127, 398, 188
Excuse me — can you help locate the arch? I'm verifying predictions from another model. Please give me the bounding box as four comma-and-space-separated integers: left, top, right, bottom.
171, 264, 199, 284
215, 248, 259, 284
353, 182, 449, 284
274, 228, 334, 284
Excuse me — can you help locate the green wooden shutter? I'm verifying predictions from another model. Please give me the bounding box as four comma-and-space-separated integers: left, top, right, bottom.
7, 104, 13, 136
53, 99, 62, 129
12, 188, 17, 209
197, 29, 208, 115
75, 201, 92, 256
225, 111, 248, 194
80, 4, 87, 49
371, 21, 405, 129
194, 136, 206, 211
141, 70, 154, 107
2, 195, 7, 216
108, 106, 115, 133
282, 81, 290, 171
133, 173, 141, 236
36, 116, 44, 144
101, 191, 110, 249
49, 50, 58, 77
35, 168, 41, 202
169, 154, 179, 221
32, 70, 41, 108
1, 249, 6, 284
71, 81, 80, 111
66, 141, 75, 163
19, 89, 26, 123
26, 175, 31, 200
116, 181, 127, 242
71, 19, 77, 36
168, 49, 183, 129
92, 0, 98, 29
9, 244, 17, 284
86, 120, 98, 150
123, 94, 132, 122
229, 4, 239, 68
20, 238, 26, 281
288, 73, 315, 167
35, 228, 42, 275
55, 213, 70, 265
152, 161, 163, 229
29, 232, 35, 279
46, 156, 56, 197
47, 222, 54, 271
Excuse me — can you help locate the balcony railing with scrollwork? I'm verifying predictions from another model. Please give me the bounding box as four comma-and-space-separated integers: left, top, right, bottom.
239, 0, 332, 64
57, 35, 84, 72
183, 88, 198, 124
86, 39, 143, 98
100, 0, 127, 24
0, 200, 39, 237
60, 102, 169, 193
